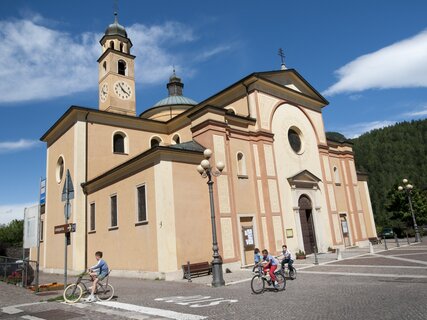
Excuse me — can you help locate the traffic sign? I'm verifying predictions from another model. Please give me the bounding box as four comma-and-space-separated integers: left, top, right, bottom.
54, 223, 76, 234
40, 178, 46, 205
61, 170, 74, 202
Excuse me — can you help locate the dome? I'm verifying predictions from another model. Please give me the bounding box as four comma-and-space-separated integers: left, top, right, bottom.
153, 95, 197, 108
105, 13, 128, 38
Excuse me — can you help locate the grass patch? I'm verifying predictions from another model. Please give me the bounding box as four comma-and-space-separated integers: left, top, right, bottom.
46, 295, 65, 302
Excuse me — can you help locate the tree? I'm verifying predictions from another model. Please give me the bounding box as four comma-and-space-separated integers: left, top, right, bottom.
0, 219, 24, 246
352, 119, 427, 229
385, 184, 427, 236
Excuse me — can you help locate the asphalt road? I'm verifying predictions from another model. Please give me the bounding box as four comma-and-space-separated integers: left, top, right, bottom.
1, 242, 427, 320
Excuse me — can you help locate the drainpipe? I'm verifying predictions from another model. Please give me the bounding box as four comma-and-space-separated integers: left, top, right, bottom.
242, 82, 251, 117
242, 79, 257, 118
84, 112, 89, 269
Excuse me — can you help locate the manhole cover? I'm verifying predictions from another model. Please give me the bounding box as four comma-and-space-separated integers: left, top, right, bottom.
29, 309, 82, 320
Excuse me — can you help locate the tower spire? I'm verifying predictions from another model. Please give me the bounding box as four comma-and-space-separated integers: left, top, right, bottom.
278, 48, 286, 70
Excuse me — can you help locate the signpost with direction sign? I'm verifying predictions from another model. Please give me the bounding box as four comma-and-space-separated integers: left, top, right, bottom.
59, 169, 74, 287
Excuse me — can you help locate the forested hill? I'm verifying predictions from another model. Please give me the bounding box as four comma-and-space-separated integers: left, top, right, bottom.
339, 119, 427, 228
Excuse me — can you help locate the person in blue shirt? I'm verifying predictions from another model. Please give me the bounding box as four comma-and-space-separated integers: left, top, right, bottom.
87, 251, 109, 302
254, 248, 262, 265
261, 249, 279, 287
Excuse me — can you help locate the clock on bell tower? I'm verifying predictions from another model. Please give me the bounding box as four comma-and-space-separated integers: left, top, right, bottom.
98, 12, 136, 116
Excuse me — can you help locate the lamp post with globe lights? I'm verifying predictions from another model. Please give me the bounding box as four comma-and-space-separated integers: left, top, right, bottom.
196, 149, 226, 287
398, 179, 421, 243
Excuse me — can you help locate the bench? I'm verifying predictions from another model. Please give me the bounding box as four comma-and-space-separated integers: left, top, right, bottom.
182, 261, 212, 279
368, 237, 382, 245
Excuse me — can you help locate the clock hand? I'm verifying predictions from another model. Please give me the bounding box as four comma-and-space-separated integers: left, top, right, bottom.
118, 83, 129, 95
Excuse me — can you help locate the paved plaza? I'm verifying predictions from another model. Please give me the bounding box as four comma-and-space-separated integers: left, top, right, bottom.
1, 240, 427, 320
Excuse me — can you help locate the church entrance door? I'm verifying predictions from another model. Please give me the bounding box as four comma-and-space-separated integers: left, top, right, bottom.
299, 195, 316, 255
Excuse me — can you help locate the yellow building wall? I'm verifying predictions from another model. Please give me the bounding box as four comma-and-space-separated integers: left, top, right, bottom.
87, 167, 158, 272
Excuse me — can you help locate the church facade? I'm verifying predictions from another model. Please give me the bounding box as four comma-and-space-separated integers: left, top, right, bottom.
34, 14, 377, 279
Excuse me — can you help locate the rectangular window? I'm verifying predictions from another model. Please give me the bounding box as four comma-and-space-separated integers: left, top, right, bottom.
40, 220, 44, 241
90, 203, 96, 231
137, 185, 147, 222
110, 195, 118, 227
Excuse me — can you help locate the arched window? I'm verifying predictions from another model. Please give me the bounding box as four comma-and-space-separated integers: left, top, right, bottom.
150, 137, 161, 148
119, 42, 123, 52
334, 166, 341, 184
103, 61, 107, 73
113, 133, 125, 153
226, 108, 236, 115
237, 152, 247, 177
118, 60, 126, 75
109, 41, 114, 49
172, 134, 181, 145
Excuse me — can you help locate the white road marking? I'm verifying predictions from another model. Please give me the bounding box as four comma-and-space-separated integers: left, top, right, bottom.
96, 301, 206, 320
374, 254, 427, 266
392, 252, 427, 257
299, 270, 427, 279
21, 316, 45, 320
155, 295, 238, 308
1, 302, 46, 315
326, 264, 427, 269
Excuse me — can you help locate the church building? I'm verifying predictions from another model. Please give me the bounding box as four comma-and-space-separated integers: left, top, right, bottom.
35, 13, 377, 279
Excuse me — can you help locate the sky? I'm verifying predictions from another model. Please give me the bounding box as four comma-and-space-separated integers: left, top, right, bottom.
1, 0, 427, 224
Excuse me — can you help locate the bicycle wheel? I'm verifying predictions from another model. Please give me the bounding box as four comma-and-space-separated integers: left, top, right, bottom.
289, 268, 297, 280
250, 275, 265, 294
97, 283, 114, 301
275, 273, 286, 291
63, 284, 83, 303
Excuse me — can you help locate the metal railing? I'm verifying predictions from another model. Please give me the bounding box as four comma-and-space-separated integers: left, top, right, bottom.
0, 256, 37, 288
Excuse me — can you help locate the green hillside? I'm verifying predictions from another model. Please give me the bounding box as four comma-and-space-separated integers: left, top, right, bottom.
343, 119, 427, 229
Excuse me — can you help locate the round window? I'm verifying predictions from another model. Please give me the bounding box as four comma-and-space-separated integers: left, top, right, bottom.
56, 156, 64, 183
288, 128, 302, 153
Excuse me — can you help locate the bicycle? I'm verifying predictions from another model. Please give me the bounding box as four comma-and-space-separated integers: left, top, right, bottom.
63, 270, 114, 303
250, 263, 286, 294
280, 260, 297, 280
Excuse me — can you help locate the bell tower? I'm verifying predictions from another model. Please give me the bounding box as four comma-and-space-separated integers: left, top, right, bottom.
98, 12, 136, 116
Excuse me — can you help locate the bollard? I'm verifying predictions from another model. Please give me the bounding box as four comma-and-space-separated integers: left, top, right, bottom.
394, 234, 400, 247
336, 248, 343, 260
313, 246, 319, 265
369, 242, 374, 254
186, 261, 192, 282
406, 233, 410, 245
384, 237, 388, 250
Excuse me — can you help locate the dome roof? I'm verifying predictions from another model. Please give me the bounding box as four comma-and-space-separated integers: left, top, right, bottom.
153, 95, 197, 108
105, 13, 128, 38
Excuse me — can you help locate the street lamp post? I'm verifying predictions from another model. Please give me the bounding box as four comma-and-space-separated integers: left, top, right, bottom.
398, 179, 421, 243
197, 149, 226, 287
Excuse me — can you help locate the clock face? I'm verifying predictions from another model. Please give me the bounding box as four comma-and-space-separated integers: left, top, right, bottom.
114, 81, 132, 100
100, 83, 108, 102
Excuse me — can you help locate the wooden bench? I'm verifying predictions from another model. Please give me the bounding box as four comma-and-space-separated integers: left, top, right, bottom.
368, 237, 382, 245
182, 262, 212, 279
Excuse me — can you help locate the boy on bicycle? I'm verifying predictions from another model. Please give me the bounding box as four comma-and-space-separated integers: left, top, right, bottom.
280, 244, 295, 273
261, 249, 279, 288
87, 251, 109, 302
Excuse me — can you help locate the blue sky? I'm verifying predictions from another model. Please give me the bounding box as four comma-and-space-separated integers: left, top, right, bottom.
1, 0, 427, 223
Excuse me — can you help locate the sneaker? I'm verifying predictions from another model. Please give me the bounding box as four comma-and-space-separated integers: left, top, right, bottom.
86, 295, 97, 303
274, 280, 278, 287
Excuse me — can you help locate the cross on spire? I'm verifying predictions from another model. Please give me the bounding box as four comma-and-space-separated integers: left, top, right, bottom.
278, 48, 286, 70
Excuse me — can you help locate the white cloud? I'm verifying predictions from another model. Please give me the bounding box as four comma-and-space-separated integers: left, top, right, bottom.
194, 45, 233, 62
0, 139, 40, 153
0, 202, 35, 225
0, 15, 233, 104
324, 29, 427, 96
338, 120, 396, 139
403, 105, 427, 118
